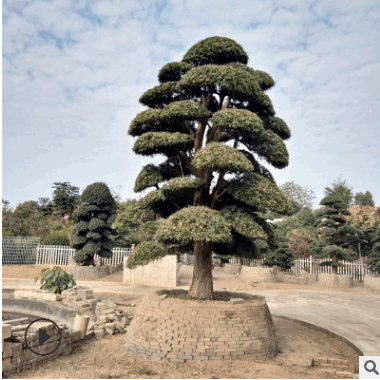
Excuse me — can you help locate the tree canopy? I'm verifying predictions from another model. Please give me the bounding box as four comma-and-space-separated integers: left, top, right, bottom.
354, 191, 375, 207
313, 193, 361, 273
323, 176, 354, 210
121, 36, 294, 299
71, 182, 117, 266
52, 182, 80, 218
279, 181, 316, 213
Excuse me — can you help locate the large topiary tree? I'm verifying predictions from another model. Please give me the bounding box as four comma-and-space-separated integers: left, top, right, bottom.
71, 182, 117, 266
313, 193, 360, 273
125, 36, 293, 299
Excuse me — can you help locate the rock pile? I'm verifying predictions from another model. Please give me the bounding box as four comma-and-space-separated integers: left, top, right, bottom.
61, 286, 98, 316
91, 302, 133, 337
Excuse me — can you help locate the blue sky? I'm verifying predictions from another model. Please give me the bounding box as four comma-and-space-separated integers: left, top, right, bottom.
2, 0, 380, 210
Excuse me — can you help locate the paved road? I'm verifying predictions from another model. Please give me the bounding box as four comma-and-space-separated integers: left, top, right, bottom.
3, 279, 380, 355
242, 290, 380, 356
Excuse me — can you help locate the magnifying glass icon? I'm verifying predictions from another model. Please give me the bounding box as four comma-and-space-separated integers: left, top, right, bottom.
365, 360, 379, 375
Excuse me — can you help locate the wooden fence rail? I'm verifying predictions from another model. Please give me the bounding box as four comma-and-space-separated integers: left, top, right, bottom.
35, 245, 133, 266
229, 255, 376, 281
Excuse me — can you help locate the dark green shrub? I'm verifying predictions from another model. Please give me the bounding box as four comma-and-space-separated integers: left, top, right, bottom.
34, 266, 76, 294
71, 182, 117, 266
41, 232, 70, 246
263, 247, 294, 271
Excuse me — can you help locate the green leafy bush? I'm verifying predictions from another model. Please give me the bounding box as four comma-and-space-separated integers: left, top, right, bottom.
40, 232, 70, 246
34, 266, 76, 294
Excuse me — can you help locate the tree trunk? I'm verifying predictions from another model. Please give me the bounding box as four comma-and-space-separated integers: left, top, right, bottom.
237, 256, 243, 266
189, 241, 214, 300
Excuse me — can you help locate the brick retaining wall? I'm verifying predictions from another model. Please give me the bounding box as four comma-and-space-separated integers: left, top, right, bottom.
66, 266, 110, 280
2, 320, 82, 376
125, 290, 278, 363
224, 264, 242, 275
317, 273, 353, 288
123, 255, 177, 287
363, 276, 380, 293
177, 263, 194, 279
239, 267, 275, 282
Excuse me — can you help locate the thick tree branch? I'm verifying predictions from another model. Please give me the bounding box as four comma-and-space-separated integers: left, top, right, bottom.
179, 151, 198, 177
185, 121, 195, 139
210, 170, 227, 209
222, 96, 230, 110
178, 155, 184, 177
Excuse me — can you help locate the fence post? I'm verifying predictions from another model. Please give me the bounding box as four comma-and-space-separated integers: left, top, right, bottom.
36, 246, 40, 265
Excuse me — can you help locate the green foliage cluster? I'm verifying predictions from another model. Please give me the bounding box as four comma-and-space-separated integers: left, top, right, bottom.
312, 194, 361, 270
263, 247, 294, 271
354, 191, 375, 207
40, 231, 70, 246
71, 182, 117, 266
34, 266, 76, 294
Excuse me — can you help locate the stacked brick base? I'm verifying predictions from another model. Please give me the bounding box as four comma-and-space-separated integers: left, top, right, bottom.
125, 290, 278, 363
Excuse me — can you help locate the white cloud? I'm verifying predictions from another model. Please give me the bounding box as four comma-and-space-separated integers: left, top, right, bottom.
2, 0, 380, 209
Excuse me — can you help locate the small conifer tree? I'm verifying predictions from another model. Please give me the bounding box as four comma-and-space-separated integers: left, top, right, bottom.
313, 193, 360, 273
71, 182, 117, 266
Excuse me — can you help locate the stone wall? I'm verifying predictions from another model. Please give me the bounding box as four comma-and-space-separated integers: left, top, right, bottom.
177, 263, 194, 279
123, 255, 177, 288
66, 266, 110, 280
363, 275, 380, 293
273, 270, 318, 285
2, 320, 82, 376
224, 264, 242, 275
317, 273, 353, 288
239, 267, 275, 282
125, 290, 278, 363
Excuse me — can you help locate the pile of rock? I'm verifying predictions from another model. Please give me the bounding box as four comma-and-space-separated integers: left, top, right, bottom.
61, 286, 98, 316
90, 302, 133, 337
55, 286, 134, 338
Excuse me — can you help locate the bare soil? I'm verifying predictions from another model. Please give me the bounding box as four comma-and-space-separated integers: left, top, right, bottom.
2, 265, 377, 298
7, 316, 358, 379
2, 265, 370, 378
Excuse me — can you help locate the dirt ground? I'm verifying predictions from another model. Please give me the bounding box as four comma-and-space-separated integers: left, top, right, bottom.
2, 265, 366, 379
3, 265, 376, 298
7, 316, 358, 379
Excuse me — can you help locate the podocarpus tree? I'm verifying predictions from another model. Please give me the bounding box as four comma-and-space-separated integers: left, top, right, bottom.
125, 36, 293, 299
71, 182, 117, 266
313, 194, 360, 273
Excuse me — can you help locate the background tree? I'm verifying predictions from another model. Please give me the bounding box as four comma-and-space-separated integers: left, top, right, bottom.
71, 182, 118, 266
323, 176, 354, 209
2, 200, 49, 237
367, 219, 380, 274
37, 197, 54, 217
313, 193, 360, 273
125, 36, 293, 299
263, 247, 294, 271
52, 182, 80, 219
286, 229, 314, 259
113, 199, 164, 247
354, 191, 375, 207
279, 181, 316, 213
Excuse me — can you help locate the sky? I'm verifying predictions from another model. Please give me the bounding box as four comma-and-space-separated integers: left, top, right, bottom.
2, 0, 380, 211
